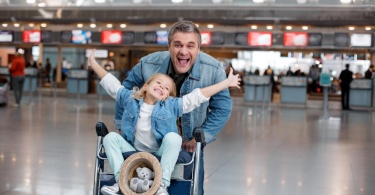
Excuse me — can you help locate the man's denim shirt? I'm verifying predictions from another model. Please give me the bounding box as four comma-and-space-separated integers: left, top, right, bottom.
115, 51, 232, 143
117, 87, 183, 146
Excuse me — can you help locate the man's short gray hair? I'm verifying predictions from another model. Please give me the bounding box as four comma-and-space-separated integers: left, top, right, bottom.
168, 20, 201, 48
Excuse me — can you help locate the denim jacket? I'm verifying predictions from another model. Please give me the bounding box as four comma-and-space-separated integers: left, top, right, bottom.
115, 51, 232, 143
116, 87, 183, 146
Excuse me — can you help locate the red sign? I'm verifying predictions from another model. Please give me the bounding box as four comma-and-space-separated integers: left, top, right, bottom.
101, 30, 122, 44
248, 32, 272, 46
284, 32, 308, 46
22, 30, 41, 43
201, 32, 212, 46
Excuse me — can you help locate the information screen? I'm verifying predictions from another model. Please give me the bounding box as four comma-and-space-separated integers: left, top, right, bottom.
41, 31, 53, 43
284, 32, 308, 46
22, 30, 41, 43
122, 31, 135, 44
235, 32, 248, 45
0, 30, 13, 42
350, 33, 372, 47
308, 33, 322, 46
201, 32, 212, 46
156, 31, 168, 45
211, 32, 225, 45
72, 30, 92, 44
101, 30, 122, 44
334, 33, 350, 47
144, 31, 157, 44
248, 32, 272, 46
60, 31, 72, 43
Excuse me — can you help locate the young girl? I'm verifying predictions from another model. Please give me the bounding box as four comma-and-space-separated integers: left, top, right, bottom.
87, 49, 240, 195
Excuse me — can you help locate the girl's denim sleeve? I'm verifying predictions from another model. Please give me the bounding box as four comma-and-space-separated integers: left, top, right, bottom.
115, 63, 144, 130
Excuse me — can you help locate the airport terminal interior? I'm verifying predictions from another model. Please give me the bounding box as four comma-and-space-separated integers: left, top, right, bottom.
1, 0, 375, 195
1, 92, 375, 195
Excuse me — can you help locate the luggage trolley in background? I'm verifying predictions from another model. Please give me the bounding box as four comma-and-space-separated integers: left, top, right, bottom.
0, 76, 8, 106
93, 122, 205, 195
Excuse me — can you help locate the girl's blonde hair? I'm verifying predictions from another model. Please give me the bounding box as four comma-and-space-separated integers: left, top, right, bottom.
132, 73, 177, 100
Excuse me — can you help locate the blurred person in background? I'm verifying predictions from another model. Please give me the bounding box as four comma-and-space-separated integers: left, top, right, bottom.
339, 64, 353, 110
26, 56, 37, 68
101, 57, 115, 70
8, 49, 26, 108
44, 58, 52, 83
365, 64, 374, 79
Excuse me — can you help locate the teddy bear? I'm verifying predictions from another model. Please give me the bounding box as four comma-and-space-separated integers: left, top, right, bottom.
129, 167, 155, 193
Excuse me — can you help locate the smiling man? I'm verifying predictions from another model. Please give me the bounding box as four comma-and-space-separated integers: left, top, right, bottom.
108, 20, 232, 195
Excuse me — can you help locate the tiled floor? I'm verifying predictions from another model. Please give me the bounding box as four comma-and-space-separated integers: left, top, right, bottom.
0, 91, 374, 195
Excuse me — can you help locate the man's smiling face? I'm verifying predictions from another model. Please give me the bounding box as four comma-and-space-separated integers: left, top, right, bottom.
168, 31, 200, 74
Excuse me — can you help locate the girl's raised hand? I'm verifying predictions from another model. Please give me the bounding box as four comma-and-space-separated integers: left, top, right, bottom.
227, 68, 241, 89
86, 49, 96, 70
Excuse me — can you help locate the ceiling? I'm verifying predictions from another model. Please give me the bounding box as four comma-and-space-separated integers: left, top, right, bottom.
0, 0, 374, 28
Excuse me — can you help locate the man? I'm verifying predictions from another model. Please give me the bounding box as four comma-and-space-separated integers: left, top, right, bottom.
8, 49, 26, 108
102, 20, 232, 195
101, 57, 115, 70
26, 56, 37, 68
339, 64, 353, 110
365, 64, 374, 79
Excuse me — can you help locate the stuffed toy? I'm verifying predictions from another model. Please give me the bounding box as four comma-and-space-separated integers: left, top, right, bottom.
129, 167, 155, 193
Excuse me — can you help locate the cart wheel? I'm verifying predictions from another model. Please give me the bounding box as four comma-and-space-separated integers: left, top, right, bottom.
119, 152, 162, 195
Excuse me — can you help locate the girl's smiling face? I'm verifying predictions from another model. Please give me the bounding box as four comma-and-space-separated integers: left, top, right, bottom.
144, 75, 174, 104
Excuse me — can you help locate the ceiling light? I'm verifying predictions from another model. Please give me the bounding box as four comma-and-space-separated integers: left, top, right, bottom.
365, 26, 371, 30
296, 0, 307, 3
41, 23, 47, 27
266, 25, 273, 30
253, 0, 264, 2
2, 23, 8, 27
106, 24, 113, 28
340, 0, 351, 3
77, 23, 83, 28
95, 0, 106, 3
207, 24, 214, 29
90, 23, 96, 28
29, 23, 34, 27
27, 0, 35, 3
212, 0, 223, 3
14, 23, 20, 27
37, 2, 46, 7
348, 26, 355, 30
285, 26, 292, 30
251, 25, 257, 30
120, 24, 127, 28
160, 23, 167, 28
172, 0, 183, 3
302, 26, 308, 30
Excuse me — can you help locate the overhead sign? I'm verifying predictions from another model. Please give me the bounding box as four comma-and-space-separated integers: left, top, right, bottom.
248, 32, 272, 46
284, 32, 308, 46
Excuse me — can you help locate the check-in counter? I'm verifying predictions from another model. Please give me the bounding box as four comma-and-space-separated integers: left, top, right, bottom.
243, 75, 271, 102
280, 76, 307, 104
0, 67, 38, 92
67, 69, 89, 94
350, 79, 372, 107
24, 68, 38, 92
97, 70, 120, 95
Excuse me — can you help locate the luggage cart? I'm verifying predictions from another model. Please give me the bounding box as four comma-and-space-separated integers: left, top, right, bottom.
93, 122, 205, 195
0, 76, 8, 106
